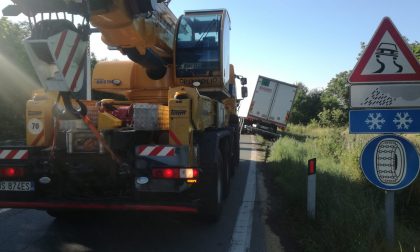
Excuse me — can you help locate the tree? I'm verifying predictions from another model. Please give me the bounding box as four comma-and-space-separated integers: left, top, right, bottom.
289, 83, 323, 125
0, 18, 37, 79
322, 71, 350, 109
318, 71, 350, 127
318, 108, 347, 127
410, 41, 420, 61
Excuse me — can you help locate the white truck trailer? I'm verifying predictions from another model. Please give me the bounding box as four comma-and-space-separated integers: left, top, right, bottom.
243, 76, 297, 138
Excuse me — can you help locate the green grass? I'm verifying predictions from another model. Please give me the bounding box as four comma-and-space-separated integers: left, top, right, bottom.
264, 124, 420, 252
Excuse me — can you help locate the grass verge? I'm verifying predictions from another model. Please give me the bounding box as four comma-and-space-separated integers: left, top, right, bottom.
263, 124, 420, 252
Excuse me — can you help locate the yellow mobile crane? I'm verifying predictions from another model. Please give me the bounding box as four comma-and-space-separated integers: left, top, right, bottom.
0, 0, 247, 221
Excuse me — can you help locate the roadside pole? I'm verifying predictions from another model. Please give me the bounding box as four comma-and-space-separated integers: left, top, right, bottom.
307, 158, 316, 219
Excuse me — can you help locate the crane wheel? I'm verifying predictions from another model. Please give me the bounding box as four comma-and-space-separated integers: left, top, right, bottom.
198, 150, 223, 222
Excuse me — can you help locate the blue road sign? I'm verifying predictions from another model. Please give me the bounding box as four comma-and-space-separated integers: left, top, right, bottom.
350, 109, 420, 133
360, 135, 420, 190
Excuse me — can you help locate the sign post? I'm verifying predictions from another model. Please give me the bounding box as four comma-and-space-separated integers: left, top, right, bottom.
385, 191, 395, 246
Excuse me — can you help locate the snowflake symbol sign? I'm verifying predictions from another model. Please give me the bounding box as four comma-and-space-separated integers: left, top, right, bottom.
393, 112, 413, 130
365, 113, 386, 130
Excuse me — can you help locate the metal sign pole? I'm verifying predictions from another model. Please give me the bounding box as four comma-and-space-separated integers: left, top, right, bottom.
385, 190, 395, 248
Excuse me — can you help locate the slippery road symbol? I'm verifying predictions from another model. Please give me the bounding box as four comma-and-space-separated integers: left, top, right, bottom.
374, 43, 403, 73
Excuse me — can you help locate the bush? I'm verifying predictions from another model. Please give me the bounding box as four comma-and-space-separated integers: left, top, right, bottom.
318, 108, 347, 128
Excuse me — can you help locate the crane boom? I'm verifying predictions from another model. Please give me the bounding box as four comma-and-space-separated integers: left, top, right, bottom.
90, 0, 177, 79
4, 0, 177, 79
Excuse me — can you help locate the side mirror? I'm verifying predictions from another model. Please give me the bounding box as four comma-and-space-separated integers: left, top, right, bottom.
240, 78, 247, 85
241, 86, 248, 98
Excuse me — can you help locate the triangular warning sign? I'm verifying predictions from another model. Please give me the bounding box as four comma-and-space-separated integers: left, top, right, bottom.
348, 17, 420, 83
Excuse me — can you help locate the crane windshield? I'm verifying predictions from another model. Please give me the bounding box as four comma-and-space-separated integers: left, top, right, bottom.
175, 13, 222, 77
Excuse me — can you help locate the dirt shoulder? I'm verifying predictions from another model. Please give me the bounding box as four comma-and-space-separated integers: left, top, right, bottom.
255, 141, 302, 252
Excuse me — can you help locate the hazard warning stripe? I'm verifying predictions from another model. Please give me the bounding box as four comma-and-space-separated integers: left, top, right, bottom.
169, 130, 181, 145
62, 35, 81, 77
150, 146, 165, 156
30, 130, 45, 146
0, 150, 29, 160
137, 146, 175, 157
70, 49, 87, 92
5, 150, 18, 159
54, 30, 68, 59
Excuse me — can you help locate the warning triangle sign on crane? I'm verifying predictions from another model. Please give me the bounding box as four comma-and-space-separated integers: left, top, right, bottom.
348, 17, 420, 84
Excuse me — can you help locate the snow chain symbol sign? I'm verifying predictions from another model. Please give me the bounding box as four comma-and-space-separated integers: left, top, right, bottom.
374, 138, 406, 185
360, 135, 419, 190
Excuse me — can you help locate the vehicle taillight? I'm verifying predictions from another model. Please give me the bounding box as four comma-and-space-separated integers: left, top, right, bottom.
0, 167, 24, 178
152, 168, 199, 179
163, 168, 176, 179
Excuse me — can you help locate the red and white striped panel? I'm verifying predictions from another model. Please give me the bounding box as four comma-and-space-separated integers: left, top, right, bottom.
0, 150, 29, 160
137, 146, 175, 157
48, 30, 87, 92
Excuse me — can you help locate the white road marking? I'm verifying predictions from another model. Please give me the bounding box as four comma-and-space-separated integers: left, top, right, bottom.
229, 136, 257, 252
0, 208, 11, 214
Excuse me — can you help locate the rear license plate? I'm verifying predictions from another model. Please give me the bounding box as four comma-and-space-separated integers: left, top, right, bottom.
0, 181, 34, 192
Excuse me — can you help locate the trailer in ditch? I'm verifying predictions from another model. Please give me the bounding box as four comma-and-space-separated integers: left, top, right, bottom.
244, 76, 297, 138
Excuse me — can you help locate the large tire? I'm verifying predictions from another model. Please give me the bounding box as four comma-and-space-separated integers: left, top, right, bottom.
272, 124, 278, 134
231, 132, 240, 177
198, 150, 223, 222
229, 115, 240, 176
221, 142, 231, 199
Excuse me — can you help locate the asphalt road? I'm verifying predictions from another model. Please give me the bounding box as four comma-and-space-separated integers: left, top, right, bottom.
0, 135, 269, 252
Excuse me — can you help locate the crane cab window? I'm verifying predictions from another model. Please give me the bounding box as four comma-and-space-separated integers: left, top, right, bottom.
175, 13, 222, 77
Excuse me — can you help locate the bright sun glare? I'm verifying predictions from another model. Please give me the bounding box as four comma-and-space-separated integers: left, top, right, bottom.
0, 52, 40, 103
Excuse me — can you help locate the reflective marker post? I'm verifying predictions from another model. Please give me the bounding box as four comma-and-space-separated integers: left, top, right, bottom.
307, 158, 316, 219
385, 190, 395, 248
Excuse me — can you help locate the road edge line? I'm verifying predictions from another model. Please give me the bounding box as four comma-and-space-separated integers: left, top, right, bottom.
0, 208, 11, 214
229, 135, 257, 252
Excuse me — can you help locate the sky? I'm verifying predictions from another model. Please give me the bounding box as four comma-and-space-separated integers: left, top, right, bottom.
2, 0, 420, 115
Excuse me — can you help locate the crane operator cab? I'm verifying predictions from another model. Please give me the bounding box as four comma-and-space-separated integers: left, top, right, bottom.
174, 9, 231, 100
